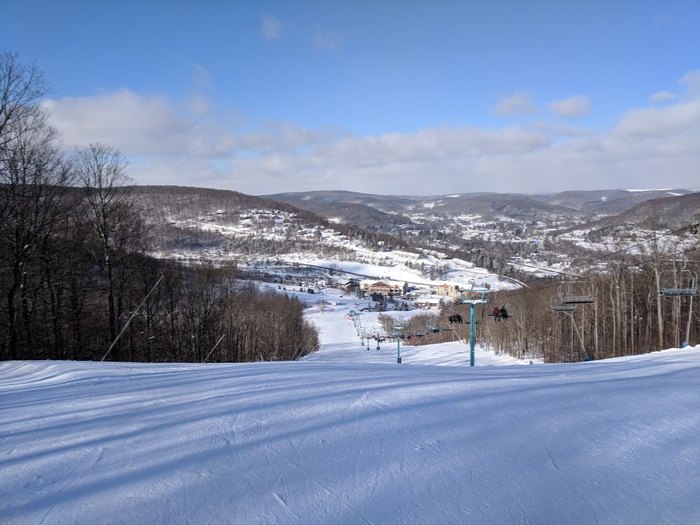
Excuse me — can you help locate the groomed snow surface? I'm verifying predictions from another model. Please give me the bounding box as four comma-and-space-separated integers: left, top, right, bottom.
2, 296, 700, 524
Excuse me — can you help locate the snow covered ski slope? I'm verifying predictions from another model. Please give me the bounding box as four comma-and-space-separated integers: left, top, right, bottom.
2, 303, 700, 524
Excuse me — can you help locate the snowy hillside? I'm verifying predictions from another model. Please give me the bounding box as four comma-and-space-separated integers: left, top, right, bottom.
135, 185, 699, 292
2, 300, 700, 524
135, 186, 514, 292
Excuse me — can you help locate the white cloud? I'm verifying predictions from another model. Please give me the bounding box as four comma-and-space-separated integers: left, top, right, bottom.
614, 99, 700, 138
42, 90, 188, 156
42, 69, 700, 195
680, 70, 700, 93
649, 90, 677, 103
549, 95, 591, 118
494, 91, 538, 116
315, 127, 549, 166
260, 14, 283, 41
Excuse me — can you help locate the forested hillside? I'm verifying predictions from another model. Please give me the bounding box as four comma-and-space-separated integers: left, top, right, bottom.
380, 222, 699, 363
0, 52, 318, 363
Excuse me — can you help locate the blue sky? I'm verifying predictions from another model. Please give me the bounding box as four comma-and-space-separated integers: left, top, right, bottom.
2, 0, 699, 195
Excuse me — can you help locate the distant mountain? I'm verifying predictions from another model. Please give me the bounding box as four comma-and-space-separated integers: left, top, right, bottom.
265, 188, 698, 231
578, 191, 700, 232
131, 185, 412, 264
533, 189, 692, 215
133, 185, 319, 221
264, 190, 586, 224
417, 193, 584, 221
263, 190, 419, 213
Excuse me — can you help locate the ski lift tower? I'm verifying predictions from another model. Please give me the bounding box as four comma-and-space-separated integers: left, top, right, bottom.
460, 287, 490, 366
394, 325, 404, 364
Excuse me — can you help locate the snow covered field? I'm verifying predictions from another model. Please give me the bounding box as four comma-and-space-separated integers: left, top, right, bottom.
2, 300, 700, 524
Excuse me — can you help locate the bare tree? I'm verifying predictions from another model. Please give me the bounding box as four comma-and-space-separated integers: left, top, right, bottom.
0, 51, 48, 146
0, 52, 72, 360
71, 144, 142, 353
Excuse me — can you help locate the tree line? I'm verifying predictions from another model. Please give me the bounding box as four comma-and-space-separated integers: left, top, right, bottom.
479, 238, 699, 362
0, 51, 318, 363
374, 232, 698, 363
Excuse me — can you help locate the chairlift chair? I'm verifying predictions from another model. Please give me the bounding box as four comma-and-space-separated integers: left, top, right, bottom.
551, 304, 577, 313
560, 294, 594, 304
658, 268, 698, 297
551, 293, 576, 313
459, 288, 489, 304
558, 281, 594, 305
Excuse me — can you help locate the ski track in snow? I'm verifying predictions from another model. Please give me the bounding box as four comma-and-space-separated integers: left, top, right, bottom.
2, 298, 700, 524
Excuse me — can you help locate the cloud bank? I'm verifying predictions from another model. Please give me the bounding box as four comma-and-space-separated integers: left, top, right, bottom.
43, 70, 700, 195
